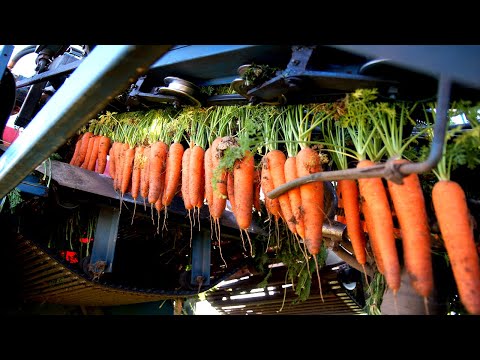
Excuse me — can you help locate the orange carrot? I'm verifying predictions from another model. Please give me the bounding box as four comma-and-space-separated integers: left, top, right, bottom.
81, 134, 96, 169
338, 179, 367, 267
233, 151, 255, 230
210, 137, 227, 219
162, 142, 184, 207
204, 147, 214, 208
140, 146, 151, 209
120, 144, 135, 196
284, 156, 305, 239
87, 135, 101, 171
361, 199, 384, 274
148, 141, 168, 204
267, 150, 297, 235
115, 143, 129, 192
131, 145, 145, 201
181, 147, 193, 210
387, 159, 433, 299
96, 135, 111, 174
260, 154, 283, 223
76, 131, 93, 166
113, 142, 122, 191
296, 147, 323, 255
189, 145, 205, 209
357, 159, 400, 294
253, 168, 262, 214
432, 180, 480, 315
107, 146, 116, 179
70, 134, 83, 166
227, 170, 236, 216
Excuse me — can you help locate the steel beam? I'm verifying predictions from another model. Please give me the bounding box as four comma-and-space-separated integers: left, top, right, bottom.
330, 45, 480, 89
15, 59, 82, 88
0, 45, 172, 200
191, 230, 211, 286
90, 206, 121, 273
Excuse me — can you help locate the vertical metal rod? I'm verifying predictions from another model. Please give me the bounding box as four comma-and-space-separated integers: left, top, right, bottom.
0, 45, 171, 199
399, 74, 451, 175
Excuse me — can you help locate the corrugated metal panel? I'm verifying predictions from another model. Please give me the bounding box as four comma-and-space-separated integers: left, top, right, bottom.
14, 236, 193, 307
205, 265, 366, 315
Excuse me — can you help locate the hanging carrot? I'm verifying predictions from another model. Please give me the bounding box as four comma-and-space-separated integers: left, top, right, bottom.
357, 159, 400, 294
96, 135, 111, 174
296, 147, 324, 255
252, 168, 262, 215
120, 145, 135, 196
261, 154, 283, 223
210, 137, 227, 219
227, 170, 236, 216
147, 140, 168, 204
69, 134, 83, 166
107, 145, 116, 179
433, 180, 480, 315
130, 145, 144, 200
204, 146, 214, 209
81, 134, 96, 169
189, 144, 205, 209
86, 135, 101, 171
387, 160, 432, 299
267, 149, 297, 235
76, 131, 93, 166
162, 142, 185, 207
430, 113, 480, 315
233, 150, 254, 230
140, 145, 151, 207
181, 147, 193, 211
367, 100, 433, 304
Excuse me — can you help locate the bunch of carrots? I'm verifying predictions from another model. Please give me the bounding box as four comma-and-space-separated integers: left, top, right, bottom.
66, 96, 480, 315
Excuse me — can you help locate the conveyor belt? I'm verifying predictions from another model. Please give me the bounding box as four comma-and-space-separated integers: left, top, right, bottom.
14, 235, 199, 306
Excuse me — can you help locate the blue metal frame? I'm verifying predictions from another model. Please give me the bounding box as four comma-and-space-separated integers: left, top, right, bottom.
330, 45, 480, 90
0, 45, 172, 200
0, 45, 14, 76
15, 174, 48, 197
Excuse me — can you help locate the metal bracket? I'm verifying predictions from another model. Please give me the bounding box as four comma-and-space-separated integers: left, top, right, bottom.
246, 45, 315, 101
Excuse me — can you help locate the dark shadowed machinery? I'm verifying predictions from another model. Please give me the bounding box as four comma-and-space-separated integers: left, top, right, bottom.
1, 45, 479, 315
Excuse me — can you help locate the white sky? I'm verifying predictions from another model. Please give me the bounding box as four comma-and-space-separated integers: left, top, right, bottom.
9, 45, 37, 77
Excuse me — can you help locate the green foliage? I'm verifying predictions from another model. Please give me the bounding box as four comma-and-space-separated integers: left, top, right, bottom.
450, 126, 480, 170
363, 271, 386, 315
241, 63, 280, 87
255, 229, 328, 304
6, 188, 22, 213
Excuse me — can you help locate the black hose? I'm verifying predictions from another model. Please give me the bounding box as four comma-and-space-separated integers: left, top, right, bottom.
7, 45, 36, 70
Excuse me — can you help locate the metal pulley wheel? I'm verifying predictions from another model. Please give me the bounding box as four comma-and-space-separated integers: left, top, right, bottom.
159, 76, 202, 107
